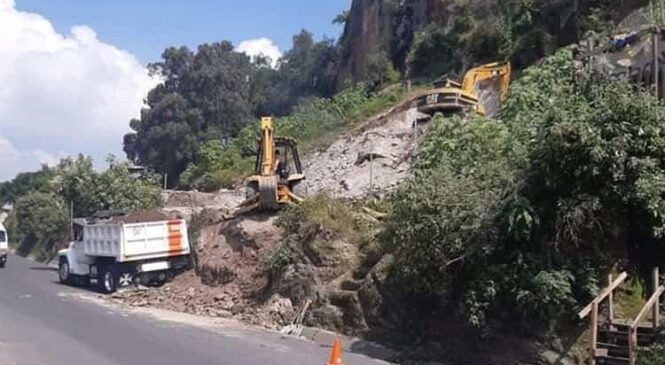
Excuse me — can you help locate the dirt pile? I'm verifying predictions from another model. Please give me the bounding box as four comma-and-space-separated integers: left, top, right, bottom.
161, 189, 244, 219
110, 271, 297, 329
110, 205, 391, 337
304, 107, 429, 199
109, 210, 170, 223
111, 213, 298, 329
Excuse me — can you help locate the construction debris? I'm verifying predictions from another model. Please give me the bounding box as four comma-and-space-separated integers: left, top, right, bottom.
305, 107, 430, 199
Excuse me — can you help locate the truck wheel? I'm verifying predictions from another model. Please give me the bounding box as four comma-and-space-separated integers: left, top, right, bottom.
97, 265, 118, 294
0, 262, 5, 269
118, 272, 134, 287
59, 258, 72, 284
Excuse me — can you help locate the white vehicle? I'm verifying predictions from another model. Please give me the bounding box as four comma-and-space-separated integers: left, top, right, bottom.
58, 214, 190, 293
0, 223, 7, 268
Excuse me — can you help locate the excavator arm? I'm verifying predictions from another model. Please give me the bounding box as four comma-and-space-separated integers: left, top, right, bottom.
460, 61, 511, 102
259, 117, 276, 176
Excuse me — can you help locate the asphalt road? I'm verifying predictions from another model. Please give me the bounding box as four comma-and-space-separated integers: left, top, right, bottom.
0, 255, 390, 365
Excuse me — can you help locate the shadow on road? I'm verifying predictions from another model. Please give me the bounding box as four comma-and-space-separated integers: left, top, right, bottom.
29, 266, 57, 272
51, 279, 104, 294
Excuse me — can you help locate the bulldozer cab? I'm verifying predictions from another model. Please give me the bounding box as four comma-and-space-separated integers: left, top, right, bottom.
254, 137, 304, 182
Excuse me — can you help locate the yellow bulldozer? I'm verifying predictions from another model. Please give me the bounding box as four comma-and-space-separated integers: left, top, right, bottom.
228, 117, 306, 218
415, 61, 511, 118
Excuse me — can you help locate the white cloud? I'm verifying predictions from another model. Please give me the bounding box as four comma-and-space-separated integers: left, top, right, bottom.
0, 0, 159, 181
237, 37, 282, 67
0, 136, 61, 180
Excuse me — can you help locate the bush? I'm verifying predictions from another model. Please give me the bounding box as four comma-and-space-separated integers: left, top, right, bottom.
383, 49, 665, 330
277, 195, 366, 245
639, 341, 665, 365
179, 141, 253, 191
408, 25, 462, 80
10, 192, 69, 261
263, 242, 296, 277
384, 115, 516, 294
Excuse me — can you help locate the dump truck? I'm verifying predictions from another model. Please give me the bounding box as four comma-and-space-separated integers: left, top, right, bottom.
57, 213, 190, 293
0, 223, 7, 268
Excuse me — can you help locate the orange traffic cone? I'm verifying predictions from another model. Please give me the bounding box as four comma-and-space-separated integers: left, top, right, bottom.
327, 338, 345, 365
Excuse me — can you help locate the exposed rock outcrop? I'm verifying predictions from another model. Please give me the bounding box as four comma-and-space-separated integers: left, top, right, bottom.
337, 0, 649, 84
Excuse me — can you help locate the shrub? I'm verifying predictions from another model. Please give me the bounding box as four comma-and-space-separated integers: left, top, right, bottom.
383, 49, 665, 330
10, 192, 69, 261
384, 115, 516, 294
639, 341, 665, 365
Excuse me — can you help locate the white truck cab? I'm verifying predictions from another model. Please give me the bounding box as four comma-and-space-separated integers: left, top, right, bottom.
58, 213, 191, 293
0, 223, 7, 268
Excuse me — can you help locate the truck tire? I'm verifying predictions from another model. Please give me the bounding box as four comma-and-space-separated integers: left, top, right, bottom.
0, 262, 5, 269
97, 265, 118, 294
59, 258, 72, 285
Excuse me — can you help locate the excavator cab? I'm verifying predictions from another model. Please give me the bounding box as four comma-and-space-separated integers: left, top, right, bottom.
228, 117, 305, 218
416, 61, 511, 118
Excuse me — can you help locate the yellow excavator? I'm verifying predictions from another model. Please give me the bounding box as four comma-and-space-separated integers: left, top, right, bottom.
415, 61, 511, 117
228, 117, 305, 218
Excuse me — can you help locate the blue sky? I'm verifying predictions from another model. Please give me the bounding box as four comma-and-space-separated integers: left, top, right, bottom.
15, 0, 351, 64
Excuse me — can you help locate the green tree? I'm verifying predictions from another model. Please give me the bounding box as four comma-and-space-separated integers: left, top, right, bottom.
124, 42, 258, 182
333, 10, 349, 26
265, 30, 337, 115
9, 192, 68, 261
0, 166, 54, 205
363, 51, 400, 90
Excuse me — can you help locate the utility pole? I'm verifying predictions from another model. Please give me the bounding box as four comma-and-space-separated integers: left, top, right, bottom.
163, 173, 168, 190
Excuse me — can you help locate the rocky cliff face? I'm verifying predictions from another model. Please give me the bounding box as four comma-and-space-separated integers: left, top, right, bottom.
337, 0, 649, 84
336, 0, 437, 84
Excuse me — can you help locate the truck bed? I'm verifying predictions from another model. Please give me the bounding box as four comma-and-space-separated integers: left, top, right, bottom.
83, 219, 190, 262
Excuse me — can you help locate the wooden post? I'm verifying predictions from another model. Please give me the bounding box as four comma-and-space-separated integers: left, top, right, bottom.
629, 327, 636, 365
654, 267, 660, 329
590, 301, 598, 365
608, 274, 614, 323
